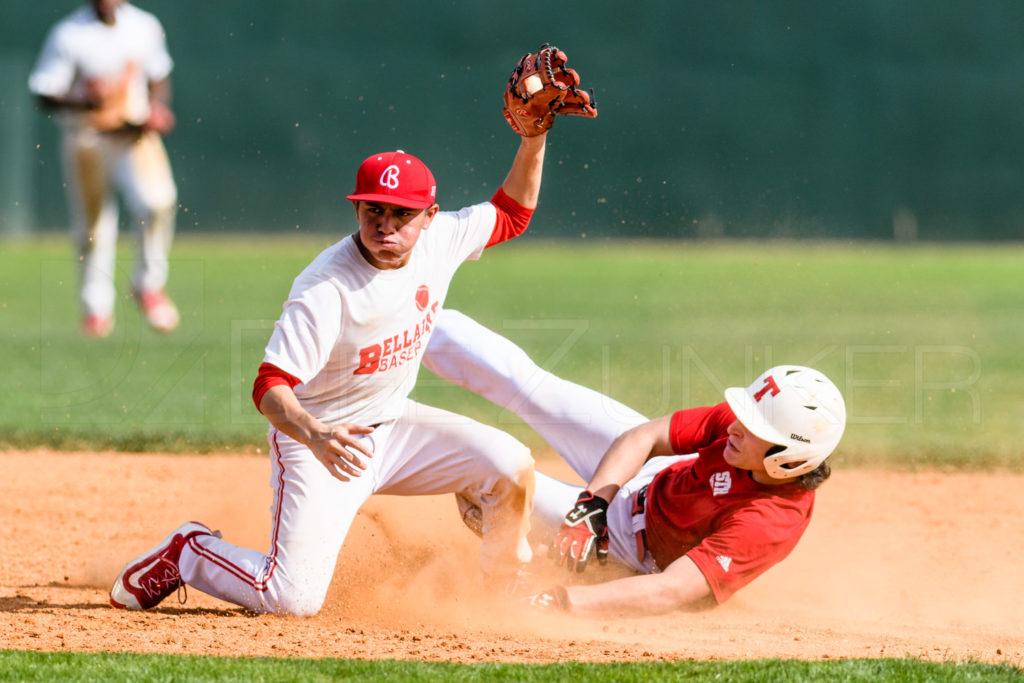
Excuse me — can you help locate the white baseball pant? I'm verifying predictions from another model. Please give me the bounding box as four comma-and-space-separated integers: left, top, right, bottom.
178, 398, 534, 616
60, 126, 177, 318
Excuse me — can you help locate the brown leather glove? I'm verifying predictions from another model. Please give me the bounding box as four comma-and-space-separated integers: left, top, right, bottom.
502, 44, 598, 137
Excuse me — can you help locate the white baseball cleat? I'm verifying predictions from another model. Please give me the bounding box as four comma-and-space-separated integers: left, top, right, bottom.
109, 522, 217, 610
135, 289, 180, 333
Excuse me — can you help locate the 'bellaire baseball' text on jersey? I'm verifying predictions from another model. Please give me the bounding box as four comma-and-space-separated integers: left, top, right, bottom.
643, 402, 815, 603
263, 202, 497, 426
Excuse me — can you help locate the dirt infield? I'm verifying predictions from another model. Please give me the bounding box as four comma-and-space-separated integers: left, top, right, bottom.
2, 450, 1022, 666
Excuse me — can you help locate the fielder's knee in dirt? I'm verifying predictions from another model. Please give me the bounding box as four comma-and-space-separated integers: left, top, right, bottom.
251, 572, 332, 617
473, 441, 535, 568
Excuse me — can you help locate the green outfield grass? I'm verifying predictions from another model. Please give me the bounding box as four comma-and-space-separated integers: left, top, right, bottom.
1, 650, 1021, 681
0, 235, 1021, 468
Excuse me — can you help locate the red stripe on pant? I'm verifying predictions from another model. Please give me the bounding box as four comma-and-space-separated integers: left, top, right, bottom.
181, 429, 291, 593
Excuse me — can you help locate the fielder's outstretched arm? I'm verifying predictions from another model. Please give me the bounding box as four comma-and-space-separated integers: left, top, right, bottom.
499, 133, 547, 209
562, 555, 716, 617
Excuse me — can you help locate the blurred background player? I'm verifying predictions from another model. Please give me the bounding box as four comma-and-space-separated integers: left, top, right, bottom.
424, 310, 847, 616
29, 0, 180, 337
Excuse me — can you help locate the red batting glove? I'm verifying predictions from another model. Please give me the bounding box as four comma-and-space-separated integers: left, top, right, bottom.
554, 490, 609, 573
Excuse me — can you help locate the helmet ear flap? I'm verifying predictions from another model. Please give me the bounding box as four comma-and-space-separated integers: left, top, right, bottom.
763, 444, 803, 478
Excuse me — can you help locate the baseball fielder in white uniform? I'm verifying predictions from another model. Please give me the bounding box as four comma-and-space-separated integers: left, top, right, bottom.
29, 0, 179, 337
110, 135, 556, 615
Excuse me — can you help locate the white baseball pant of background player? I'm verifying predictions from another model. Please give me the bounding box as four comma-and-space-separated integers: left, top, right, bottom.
28, 2, 178, 327
61, 127, 177, 318
424, 309, 689, 574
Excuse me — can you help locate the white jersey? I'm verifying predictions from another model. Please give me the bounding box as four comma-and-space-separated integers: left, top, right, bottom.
28, 3, 172, 128
263, 201, 498, 426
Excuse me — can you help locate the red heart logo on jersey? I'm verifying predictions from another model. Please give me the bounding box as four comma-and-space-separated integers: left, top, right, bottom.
415, 285, 429, 312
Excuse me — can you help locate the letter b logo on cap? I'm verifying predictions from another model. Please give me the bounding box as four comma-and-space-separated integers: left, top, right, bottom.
379, 165, 400, 189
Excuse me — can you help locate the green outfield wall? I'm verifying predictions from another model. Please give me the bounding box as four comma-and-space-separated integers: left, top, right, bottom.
2, 1, 1022, 240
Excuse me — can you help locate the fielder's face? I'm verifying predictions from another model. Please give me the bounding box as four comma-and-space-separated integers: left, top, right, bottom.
353, 200, 439, 270
722, 420, 778, 478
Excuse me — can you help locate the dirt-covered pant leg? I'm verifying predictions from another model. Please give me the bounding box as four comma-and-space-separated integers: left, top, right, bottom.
60, 129, 178, 317
61, 128, 119, 317
376, 400, 535, 576
530, 470, 581, 544
114, 131, 177, 295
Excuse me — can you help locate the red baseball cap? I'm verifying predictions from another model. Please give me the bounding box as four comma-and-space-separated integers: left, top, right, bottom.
346, 150, 437, 209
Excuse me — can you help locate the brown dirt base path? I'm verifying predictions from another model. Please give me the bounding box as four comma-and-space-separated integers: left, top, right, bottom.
2, 450, 1022, 666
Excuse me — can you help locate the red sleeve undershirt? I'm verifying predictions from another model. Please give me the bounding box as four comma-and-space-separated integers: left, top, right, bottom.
252, 362, 301, 412
668, 402, 737, 454
486, 187, 534, 248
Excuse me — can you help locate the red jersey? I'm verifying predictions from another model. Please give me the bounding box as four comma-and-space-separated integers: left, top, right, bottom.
643, 402, 814, 603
